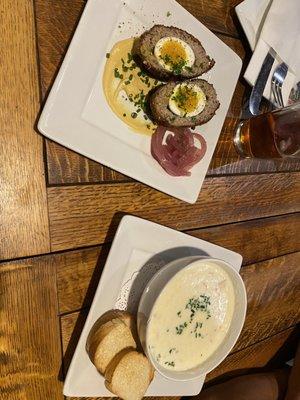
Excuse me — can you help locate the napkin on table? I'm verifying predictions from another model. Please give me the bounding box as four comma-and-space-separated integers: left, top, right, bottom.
236, 0, 300, 105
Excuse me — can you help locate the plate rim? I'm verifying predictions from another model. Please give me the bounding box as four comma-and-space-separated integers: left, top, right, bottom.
38, 0, 242, 204
63, 214, 243, 396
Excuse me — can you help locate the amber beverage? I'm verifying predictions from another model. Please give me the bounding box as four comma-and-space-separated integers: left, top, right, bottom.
234, 103, 300, 159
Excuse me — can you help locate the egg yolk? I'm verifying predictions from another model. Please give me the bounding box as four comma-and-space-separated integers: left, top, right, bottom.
172, 86, 198, 113
160, 40, 187, 65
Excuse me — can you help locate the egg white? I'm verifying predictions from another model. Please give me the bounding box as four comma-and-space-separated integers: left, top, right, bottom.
169, 83, 206, 118
154, 37, 195, 72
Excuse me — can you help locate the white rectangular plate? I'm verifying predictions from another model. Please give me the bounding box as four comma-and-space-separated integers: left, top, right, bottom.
63, 215, 243, 397
38, 0, 241, 204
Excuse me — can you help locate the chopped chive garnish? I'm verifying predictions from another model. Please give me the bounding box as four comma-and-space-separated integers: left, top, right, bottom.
164, 361, 175, 367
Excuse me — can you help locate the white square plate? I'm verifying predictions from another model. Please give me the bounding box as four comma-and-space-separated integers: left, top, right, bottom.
38, 0, 242, 204
63, 215, 243, 397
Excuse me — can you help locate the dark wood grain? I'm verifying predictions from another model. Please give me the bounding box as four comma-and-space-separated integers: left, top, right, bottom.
206, 326, 298, 382
238, 253, 300, 350
48, 173, 300, 251
55, 213, 300, 314
0, 0, 50, 260
2, 1, 298, 399
45, 140, 129, 185
55, 247, 102, 314
177, 0, 243, 37
34, 0, 85, 98
189, 213, 300, 265
35, 0, 300, 185
57, 250, 300, 352
0, 256, 63, 399
34, 0, 128, 184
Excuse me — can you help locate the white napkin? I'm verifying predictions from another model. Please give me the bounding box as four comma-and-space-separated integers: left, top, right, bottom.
236, 0, 300, 105
235, 0, 271, 51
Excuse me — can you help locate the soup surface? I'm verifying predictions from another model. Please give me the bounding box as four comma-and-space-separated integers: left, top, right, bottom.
147, 260, 235, 371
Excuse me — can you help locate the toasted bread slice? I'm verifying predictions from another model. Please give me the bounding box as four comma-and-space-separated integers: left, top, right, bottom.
105, 349, 154, 400
86, 311, 137, 374
87, 310, 138, 345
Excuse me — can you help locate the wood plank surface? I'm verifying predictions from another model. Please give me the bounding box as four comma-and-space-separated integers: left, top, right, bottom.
2, 1, 298, 400
35, 0, 300, 185
189, 213, 300, 265
0, 0, 49, 259
34, 0, 132, 184
57, 251, 300, 353
236, 253, 300, 351
55, 213, 300, 314
45, 140, 128, 185
55, 247, 102, 314
206, 326, 298, 382
177, 0, 243, 37
0, 257, 63, 399
48, 173, 300, 251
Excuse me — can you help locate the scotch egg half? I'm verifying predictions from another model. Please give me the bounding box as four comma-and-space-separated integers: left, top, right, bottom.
154, 37, 195, 72
169, 83, 206, 117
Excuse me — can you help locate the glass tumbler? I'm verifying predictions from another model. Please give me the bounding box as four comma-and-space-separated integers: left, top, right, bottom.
234, 102, 300, 159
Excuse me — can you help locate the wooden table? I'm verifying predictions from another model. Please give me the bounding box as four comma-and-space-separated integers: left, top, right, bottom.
1, 0, 299, 399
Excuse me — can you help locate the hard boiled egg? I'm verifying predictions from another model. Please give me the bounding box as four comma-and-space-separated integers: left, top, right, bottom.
154, 37, 195, 72
169, 83, 206, 117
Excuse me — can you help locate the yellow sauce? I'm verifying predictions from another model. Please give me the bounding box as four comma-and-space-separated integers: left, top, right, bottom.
102, 38, 159, 136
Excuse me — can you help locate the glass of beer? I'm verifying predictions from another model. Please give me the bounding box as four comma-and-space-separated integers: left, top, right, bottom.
234, 102, 300, 159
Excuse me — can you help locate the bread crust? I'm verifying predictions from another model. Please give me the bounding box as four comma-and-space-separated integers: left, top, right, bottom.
86, 310, 137, 374
105, 350, 154, 400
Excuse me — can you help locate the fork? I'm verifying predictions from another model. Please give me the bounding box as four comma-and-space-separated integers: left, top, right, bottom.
271, 62, 288, 108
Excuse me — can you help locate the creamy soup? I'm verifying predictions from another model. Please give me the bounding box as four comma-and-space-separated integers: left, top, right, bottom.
147, 260, 235, 371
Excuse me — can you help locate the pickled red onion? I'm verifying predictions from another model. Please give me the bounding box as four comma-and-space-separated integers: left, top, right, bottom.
151, 126, 207, 176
